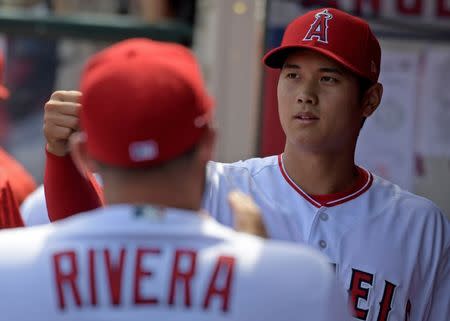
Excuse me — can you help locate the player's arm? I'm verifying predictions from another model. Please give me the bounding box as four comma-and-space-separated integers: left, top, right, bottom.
43, 90, 104, 221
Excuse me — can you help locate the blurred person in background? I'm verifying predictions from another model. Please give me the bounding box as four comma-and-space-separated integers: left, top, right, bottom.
0, 0, 57, 183
0, 50, 37, 229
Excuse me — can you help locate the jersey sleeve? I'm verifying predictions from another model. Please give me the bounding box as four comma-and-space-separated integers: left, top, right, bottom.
424, 238, 450, 321
414, 205, 450, 321
202, 161, 234, 226
0, 170, 24, 228
44, 149, 103, 222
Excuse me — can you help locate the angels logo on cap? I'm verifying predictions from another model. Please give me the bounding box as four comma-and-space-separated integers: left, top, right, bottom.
303, 9, 333, 44
263, 8, 382, 84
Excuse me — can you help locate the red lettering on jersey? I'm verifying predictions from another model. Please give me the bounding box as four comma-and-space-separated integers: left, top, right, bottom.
377, 281, 397, 321
303, 9, 333, 43
404, 299, 411, 321
104, 248, 126, 306
53, 251, 82, 310
354, 0, 381, 16
438, 0, 450, 17
88, 249, 97, 306
348, 269, 374, 320
203, 255, 235, 312
397, 0, 422, 15
133, 247, 161, 305
168, 249, 197, 307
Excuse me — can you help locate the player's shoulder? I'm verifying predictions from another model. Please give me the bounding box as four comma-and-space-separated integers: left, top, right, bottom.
207, 155, 279, 177
20, 184, 49, 226
371, 174, 448, 226
0, 223, 55, 260
372, 174, 441, 211
230, 232, 341, 311
226, 232, 350, 320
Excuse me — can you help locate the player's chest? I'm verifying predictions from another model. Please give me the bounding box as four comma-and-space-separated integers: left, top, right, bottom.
274, 206, 423, 321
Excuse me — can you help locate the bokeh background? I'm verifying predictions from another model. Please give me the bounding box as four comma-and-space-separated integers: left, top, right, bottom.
0, 0, 449, 216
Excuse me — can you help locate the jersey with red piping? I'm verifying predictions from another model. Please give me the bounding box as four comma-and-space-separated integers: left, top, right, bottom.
44, 154, 449, 321
0, 204, 349, 320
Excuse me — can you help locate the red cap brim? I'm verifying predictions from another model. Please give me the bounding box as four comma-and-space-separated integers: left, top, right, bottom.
263, 45, 375, 83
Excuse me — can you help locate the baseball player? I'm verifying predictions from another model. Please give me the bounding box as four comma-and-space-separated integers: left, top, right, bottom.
0, 51, 37, 229
0, 38, 349, 321
43, 8, 449, 321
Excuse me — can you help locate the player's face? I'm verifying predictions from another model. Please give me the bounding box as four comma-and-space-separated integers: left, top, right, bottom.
277, 50, 364, 154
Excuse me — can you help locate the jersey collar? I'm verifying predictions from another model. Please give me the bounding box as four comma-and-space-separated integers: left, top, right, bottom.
277, 154, 373, 208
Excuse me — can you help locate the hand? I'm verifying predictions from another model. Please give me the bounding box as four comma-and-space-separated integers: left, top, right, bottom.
43, 90, 82, 157
228, 190, 268, 238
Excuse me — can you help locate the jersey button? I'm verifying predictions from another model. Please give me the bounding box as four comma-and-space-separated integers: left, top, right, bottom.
319, 240, 327, 249
319, 213, 329, 221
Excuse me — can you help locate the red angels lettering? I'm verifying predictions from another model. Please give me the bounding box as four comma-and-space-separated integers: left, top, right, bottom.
438, 0, 450, 16
133, 247, 161, 305
377, 281, 396, 321
104, 248, 126, 306
203, 255, 236, 312
348, 268, 374, 320
303, 9, 333, 43
397, 0, 422, 15
168, 249, 197, 307
53, 251, 82, 310
88, 249, 97, 306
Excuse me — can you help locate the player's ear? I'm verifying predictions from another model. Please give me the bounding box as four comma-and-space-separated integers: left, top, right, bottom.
195, 126, 216, 164
362, 82, 383, 117
69, 132, 97, 178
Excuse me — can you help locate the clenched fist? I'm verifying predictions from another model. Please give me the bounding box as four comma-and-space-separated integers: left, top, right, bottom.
43, 90, 82, 156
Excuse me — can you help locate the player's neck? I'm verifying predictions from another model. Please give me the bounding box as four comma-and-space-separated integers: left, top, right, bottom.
100, 172, 203, 212
282, 145, 359, 196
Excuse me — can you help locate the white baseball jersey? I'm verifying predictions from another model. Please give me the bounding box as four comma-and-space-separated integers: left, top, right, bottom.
203, 155, 450, 321
20, 184, 49, 226
0, 204, 349, 321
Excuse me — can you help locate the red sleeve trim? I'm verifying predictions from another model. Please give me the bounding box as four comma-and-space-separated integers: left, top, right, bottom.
44, 149, 103, 222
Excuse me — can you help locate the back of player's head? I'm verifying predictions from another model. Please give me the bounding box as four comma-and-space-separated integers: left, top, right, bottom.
79, 38, 214, 168
263, 7, 381, 84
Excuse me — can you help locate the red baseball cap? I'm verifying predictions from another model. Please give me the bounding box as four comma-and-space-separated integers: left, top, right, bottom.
80, 38, 214, 168
0, 53, 9, 100
263, 8, 381, 84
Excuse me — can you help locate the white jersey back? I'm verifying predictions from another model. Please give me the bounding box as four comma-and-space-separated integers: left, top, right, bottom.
204, 155, 450, 321
0, 204, 349, 321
